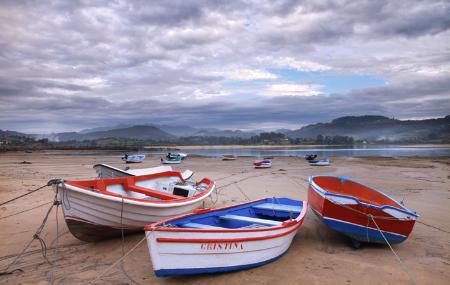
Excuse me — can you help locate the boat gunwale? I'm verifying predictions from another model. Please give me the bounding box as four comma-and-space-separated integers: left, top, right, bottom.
144, 198, 308, 233
308, 175, 418, 218
60, 173, 215, 207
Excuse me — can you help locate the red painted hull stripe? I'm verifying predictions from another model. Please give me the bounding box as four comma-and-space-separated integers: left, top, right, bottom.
155, 221, 302, 243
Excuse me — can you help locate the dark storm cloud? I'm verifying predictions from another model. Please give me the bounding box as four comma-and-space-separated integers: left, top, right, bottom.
0, 0, 449, 133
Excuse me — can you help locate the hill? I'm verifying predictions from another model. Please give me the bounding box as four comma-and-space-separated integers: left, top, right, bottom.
286, 115, 450, 142
52, 125, 175, 141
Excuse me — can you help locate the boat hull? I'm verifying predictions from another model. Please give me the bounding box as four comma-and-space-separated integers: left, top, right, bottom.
58, 184, 213, 242
308, 181, 415, 244
146, 222, 302, 276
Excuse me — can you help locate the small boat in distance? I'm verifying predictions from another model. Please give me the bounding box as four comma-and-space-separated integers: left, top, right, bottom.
254, 159, 272, 168
122, 153, 146, 163
304, 154, 317, 161
145, 197, 307, 277
161, 156, 182, 164
93, 164, 193, 180
222, 155, 237, 161
57, 171, 215, 242
308, 175, 418, 248
167, 152, 187, 160
308, 159, 330, 166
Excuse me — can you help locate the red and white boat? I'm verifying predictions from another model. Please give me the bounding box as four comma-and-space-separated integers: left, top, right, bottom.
254, 159, 272, 168
308, 175, 418, 247
145, 197, 307, 277
57, 171, 215, 242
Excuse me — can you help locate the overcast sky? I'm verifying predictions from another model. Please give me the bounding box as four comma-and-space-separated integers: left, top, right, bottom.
0, 0, 449, 133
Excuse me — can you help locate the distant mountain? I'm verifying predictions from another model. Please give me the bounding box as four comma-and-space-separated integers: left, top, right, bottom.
78, 124, 132, 134
192, 129, 258, 138
52, 125, 175, 141
0, 129, 30, 137
152, 124, 200, 137
286, 115, 450, 141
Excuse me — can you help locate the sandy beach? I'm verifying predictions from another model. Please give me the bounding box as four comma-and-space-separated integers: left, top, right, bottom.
0, 151, 449, 284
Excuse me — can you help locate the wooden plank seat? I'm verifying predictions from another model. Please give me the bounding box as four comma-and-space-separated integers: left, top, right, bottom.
252, 203, 302, 213
219, 214, 282, 226
182, 222, 225, 229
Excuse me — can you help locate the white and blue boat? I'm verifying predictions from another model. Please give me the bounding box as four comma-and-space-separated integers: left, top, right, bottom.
145, 197, 307, 277
308, 159, 330, 166
122, 154, 146, 163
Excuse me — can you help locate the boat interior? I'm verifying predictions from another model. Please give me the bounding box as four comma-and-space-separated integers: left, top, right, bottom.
65, 171, 212, 201
312, 176, 401, 208
166, 198, 304, 230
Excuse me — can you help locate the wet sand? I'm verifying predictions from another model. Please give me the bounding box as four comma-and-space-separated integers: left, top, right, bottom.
0, 151, 449, 284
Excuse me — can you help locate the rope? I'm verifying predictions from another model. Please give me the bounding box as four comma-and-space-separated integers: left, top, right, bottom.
0, 184, 61, 276
49, 184, 60, 284
90, 237, 146, 284
0, 185, 48, 206
416, 220, 450, 234
370, 216, 420, 285
0, 201, 52, 220
235, 183, 250, 201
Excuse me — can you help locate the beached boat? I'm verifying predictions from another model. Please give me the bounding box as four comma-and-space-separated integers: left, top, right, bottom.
161, 156, 182, 164
222, 155, 237, 161
304, 154, 317, 161
122, 154, 146, 163
57, 171, 215, 242
145, 197, 307, 277
254, 159, 272, 168
93, 164, 193, 180
308, 175, 418, 247
308, 159, 330, 166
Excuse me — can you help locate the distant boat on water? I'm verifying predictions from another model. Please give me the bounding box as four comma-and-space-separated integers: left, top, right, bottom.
122, 153, 145, 163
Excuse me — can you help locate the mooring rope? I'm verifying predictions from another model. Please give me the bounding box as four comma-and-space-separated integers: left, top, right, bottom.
0, 201, 52, 220
0, 184, 48, 207
370, 215, 420, 285
90, 237, 146, 284
0, 180, 62, 276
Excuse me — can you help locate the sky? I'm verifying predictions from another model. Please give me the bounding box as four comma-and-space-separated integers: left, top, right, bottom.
0, 0, 449, 133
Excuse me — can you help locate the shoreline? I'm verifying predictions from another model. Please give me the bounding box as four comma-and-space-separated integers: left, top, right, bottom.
146, 143, 450, 150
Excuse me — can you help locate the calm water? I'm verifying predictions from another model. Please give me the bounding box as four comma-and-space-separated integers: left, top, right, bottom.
146, 145, 450, 158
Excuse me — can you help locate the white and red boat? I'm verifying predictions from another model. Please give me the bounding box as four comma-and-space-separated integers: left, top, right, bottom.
145, 197, 307, 277
253, 159, 272, 168
308, 175, 418, 247
222, 155, 237, 161
57, 171, 215, 242
93, 163, 193, 180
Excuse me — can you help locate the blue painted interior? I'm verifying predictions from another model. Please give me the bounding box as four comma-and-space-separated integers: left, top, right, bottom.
163, 198, 303, 229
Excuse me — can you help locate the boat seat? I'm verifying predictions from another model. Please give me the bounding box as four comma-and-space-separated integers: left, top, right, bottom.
182, 222, 225, 229
252, 203, 302, 213
219, 214, 282, 226
242, 224, 266, 229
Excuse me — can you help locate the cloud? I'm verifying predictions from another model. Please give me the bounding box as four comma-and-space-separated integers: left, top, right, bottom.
0, 0, 448, 133
261, 83, 323, 97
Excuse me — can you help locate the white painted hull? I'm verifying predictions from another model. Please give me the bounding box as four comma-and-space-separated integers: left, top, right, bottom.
58, 183, 213, 241
146, 224, 300, 276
